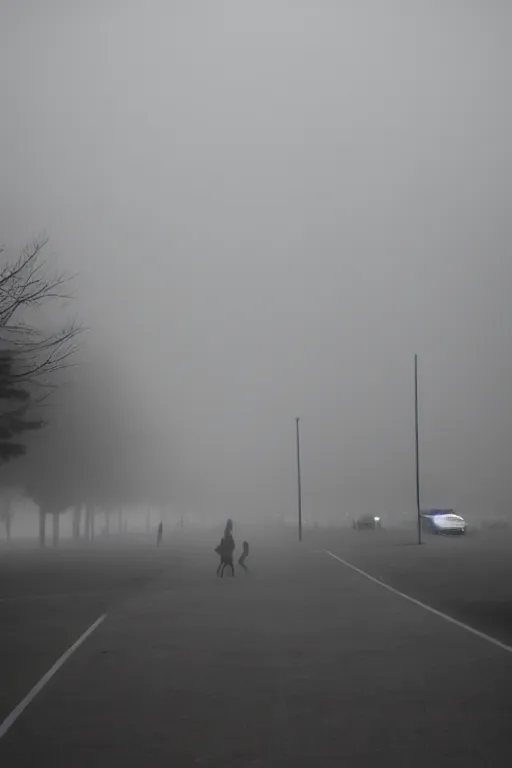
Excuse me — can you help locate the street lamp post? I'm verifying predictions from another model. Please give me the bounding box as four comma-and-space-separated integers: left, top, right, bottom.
414, 354, 422, 545
296, 417, 303, 542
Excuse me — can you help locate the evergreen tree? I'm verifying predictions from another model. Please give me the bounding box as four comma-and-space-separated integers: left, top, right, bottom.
0, 350, 44, 464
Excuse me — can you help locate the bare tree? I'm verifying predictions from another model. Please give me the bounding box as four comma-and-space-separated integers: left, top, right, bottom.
0, 238, 80, 378
0, 238, 82, 473
0, 238, 82, 545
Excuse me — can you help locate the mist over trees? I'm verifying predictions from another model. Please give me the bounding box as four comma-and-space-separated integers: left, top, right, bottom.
2, 338, 175, 546
0, 239, 173, 546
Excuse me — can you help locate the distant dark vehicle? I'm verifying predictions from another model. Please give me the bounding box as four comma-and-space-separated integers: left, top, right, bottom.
353, 514, 382, 530
421, 509, 466, 535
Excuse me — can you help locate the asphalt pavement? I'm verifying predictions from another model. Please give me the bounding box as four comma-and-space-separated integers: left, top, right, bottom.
311, 525, 512, 646
1, 530, 512, 766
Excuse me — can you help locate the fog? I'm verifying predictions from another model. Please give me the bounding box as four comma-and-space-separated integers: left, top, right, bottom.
1, 2, 511, 527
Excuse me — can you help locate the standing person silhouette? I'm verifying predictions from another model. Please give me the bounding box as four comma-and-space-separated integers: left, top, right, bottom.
220, 531, 235, 577
157, 521, 163, 547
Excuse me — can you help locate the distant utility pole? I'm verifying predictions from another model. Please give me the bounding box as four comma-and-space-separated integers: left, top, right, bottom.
296, 417, 303, 542
414, 354, 422, 545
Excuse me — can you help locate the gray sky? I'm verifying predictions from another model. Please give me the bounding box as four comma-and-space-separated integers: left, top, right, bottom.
1, 1, 511, 521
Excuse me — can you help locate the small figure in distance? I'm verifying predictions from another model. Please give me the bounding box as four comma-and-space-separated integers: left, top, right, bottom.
238, 541, 249, 572
157, 521, 163, 547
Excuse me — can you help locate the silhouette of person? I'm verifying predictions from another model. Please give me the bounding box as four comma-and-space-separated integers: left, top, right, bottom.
157, 521, 163, 546
219, 532, 235, 577
238, 540, 249, 571
215, 537, 225, 576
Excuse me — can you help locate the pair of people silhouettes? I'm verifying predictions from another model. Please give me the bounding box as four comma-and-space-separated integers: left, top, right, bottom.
215, 519, 249, 576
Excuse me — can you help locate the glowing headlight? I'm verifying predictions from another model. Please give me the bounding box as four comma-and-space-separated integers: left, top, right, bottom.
374, 516, 380, 522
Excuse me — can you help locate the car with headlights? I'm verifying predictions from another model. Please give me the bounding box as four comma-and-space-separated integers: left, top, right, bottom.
353, 514, 382, 530
421, 509, 467, 535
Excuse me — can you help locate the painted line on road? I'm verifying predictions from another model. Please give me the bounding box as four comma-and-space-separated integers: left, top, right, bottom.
0, 591, 95, 604
324, 550, 512, 656
0, 590, 117, 604
0, 613, 106, 740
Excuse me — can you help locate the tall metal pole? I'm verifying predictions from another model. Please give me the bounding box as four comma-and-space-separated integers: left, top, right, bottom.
414, 354, 422, 545
296, 417, 303, 542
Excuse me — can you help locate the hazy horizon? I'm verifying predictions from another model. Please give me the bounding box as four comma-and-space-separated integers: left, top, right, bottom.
1, 1, 511, 524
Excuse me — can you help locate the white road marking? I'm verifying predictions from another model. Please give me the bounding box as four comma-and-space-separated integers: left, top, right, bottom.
0, 613, 106, 740
0, 591, 104, 604
324, 550, 512, 655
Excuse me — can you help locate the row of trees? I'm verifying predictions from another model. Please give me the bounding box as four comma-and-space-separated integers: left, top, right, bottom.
1, 238, 172, 546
